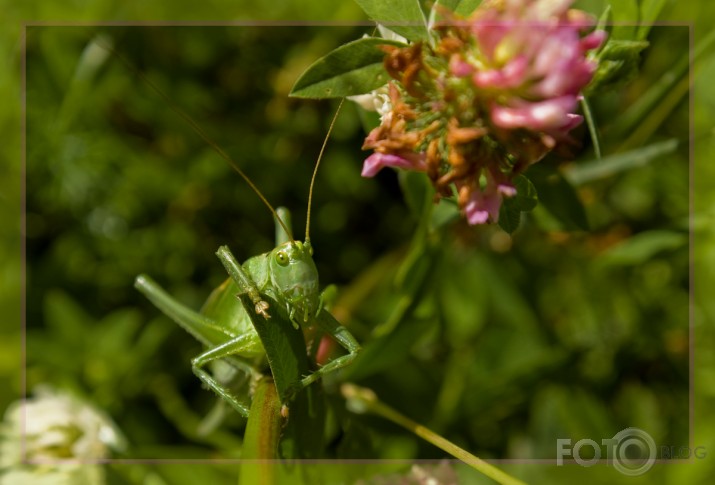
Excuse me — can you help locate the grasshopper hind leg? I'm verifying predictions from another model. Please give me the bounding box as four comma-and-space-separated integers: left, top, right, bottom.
135, 275, 261, 417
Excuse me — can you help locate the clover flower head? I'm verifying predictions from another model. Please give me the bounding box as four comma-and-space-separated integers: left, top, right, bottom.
468, 0, 606, 137
1, 387, 125, 465
356, 0, 605, 226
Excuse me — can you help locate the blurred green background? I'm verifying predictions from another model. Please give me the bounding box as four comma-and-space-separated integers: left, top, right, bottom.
2, 0, 715, 484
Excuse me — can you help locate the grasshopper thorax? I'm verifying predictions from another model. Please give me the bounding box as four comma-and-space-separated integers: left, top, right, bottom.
268, 240, 319, 324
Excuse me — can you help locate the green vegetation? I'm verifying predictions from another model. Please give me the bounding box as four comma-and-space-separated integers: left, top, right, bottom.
2, 0, 714, 483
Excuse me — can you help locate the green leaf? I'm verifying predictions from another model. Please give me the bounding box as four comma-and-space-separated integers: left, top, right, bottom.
598, 39, 650, 59
637, 0, 668, 40
585, 39, 649, 95
498, 198, 521, 234
594, 0, 665, 45
431, 199, 460, 229
564, 138, 679, 185
497, 175, 537, 234
237, 293, 310, 403
354, 0, 429, 42
433, 0, 460, 12
279, 383, 326, 461
512, 174, 538, 211
290, 37, 405, 99
527, 164, 589, 231
595, 5, 611, 35
610, 0, 639, 40
598, 230, 687, 266
453, 0, 482, 17
430, 0, 481, 20
240, 307, 327, 463
581, 96, 601, 159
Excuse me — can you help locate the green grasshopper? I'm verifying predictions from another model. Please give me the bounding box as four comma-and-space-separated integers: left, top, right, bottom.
126, 50, 361, 417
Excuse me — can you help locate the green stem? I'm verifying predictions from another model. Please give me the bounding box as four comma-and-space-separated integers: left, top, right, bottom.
341, 384, 528, 485
581, 96, 601, 159
239, 378, 282, 485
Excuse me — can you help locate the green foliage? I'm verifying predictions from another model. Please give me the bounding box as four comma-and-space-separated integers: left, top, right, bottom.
498, 175, 538, 234
609, 0, 668, 41
609, 28, 715, 142
586, 39, 650, 95
565, 138, 679, 185
235, 293, 311, 403
637, 0, 668, 40
585, 0, 672, 96
450, 0, 482, 17
353, 0, 430, 42
430, 0, 482, 19
609, 0, 640, 41
598, 230, 687, 266
290, 37, 406, 99
527, 164, 590, 231
11, 3, 705, 484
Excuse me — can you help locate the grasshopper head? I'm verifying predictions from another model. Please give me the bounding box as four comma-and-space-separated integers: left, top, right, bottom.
268, 240, 320, 323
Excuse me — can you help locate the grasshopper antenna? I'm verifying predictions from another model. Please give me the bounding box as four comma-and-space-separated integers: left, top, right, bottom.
305, 98, 344, 243
97, 36, 295, 242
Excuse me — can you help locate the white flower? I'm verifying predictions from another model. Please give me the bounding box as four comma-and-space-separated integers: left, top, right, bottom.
1, 386, 125, 468
347, 87, 392, 122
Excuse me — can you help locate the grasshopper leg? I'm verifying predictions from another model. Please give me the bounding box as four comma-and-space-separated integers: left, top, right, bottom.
135, 274, 235, 345
215, 246, 270, 319
299, 310, 360, 389
136, 274, 260, 416
192, 333, 263, 418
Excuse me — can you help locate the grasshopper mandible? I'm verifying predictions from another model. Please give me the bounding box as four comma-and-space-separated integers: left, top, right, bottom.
120, 40, 361, 417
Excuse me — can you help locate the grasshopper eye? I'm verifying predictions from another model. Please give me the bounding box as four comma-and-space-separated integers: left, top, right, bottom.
276, 251, 289, 266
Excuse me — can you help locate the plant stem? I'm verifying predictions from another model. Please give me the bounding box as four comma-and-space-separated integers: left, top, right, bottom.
341, 384, 528, 485
239, 378, 282, 485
